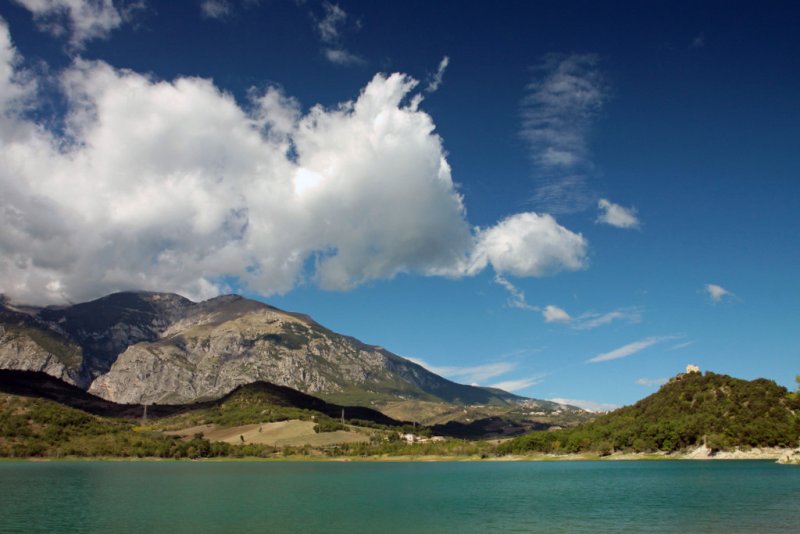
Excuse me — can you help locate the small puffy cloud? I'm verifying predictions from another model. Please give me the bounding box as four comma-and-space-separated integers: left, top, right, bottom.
468, 212, 588, 278
543, 305, 571, 323
597, 198, 640, 229
323, 48, 364, 66
426, 56, 450, 92
589, 336, 672, 363
705, 283, 735, 303
549, 398, 620, 412
0, 21, 589, 305
489, 376, 543, 393
636, 377, 667, 387
13, 0, 138, 49
691, 32, 705, 49
200, 0, 232, 19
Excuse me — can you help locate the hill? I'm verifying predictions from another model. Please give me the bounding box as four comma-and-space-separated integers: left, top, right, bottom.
0, 387, 203, 458
0, 369, 406, 458
0, 292, 576, 416
499, 371, 800, 455
0, 369, 400, 427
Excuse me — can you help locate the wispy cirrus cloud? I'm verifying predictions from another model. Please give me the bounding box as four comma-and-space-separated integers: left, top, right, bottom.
588, 336, 674, 363
200, 0, 232, 19
199, 1, 265, 21
521, 53, 608, 214
571, 308, 642, 330
494, 276, 640, 330
597, 198, 640, 229
489, 375, 544, 393
494, 275, 538, 311
314, 2, 364, 65
408, 358, 515, 385
426, 56, 450, 92
636, 377, 668, 387
549, 397, 620, 412
13, 0, 143, 49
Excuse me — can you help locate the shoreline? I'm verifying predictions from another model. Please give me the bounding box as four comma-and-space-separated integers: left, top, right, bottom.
3, 446, 798, 463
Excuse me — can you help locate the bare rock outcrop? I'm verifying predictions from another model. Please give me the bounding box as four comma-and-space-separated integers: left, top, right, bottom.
777, 448, 800, 465
3, 291, 559, 410
0, 325, 81, 385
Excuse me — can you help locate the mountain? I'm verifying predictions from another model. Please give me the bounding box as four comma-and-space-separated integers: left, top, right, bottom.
499, 370, 800, 455
0, 292, 573, 414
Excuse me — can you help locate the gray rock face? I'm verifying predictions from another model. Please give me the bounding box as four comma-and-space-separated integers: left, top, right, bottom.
2, 291, 548, 409
88, 306, 424, 404
0, 335, 77, 385
37, 292, 193, 383
0, 327, 80, 385
0, 306, 84, 385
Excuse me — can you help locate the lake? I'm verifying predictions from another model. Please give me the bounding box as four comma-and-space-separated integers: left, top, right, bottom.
1, 460, 798, 533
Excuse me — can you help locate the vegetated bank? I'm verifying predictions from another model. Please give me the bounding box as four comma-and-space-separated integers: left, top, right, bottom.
498, 371, 800, 456
3, 369, 799, 461
0, 371, 495, 460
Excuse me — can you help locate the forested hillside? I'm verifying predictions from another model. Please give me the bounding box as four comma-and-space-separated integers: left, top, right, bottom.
500, 372, 800, 455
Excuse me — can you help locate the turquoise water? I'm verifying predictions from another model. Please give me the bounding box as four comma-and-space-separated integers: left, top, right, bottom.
1, 461, 798, 533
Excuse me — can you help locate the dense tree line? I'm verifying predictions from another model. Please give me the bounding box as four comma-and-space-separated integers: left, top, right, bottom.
499, 372, 800, 455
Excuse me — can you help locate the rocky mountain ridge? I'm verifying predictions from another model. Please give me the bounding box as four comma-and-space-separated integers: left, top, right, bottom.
0, 292, 575, 414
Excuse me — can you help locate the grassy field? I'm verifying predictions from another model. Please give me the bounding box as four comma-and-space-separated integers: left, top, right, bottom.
165, 419, 370, 447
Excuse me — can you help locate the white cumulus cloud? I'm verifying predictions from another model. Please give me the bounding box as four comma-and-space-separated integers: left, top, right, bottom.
467, 212, 588, 278
597, 198, 640, 229
0, 20, 589, 305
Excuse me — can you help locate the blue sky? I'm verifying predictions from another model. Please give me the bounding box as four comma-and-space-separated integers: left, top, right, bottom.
0, 1, 798, 410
